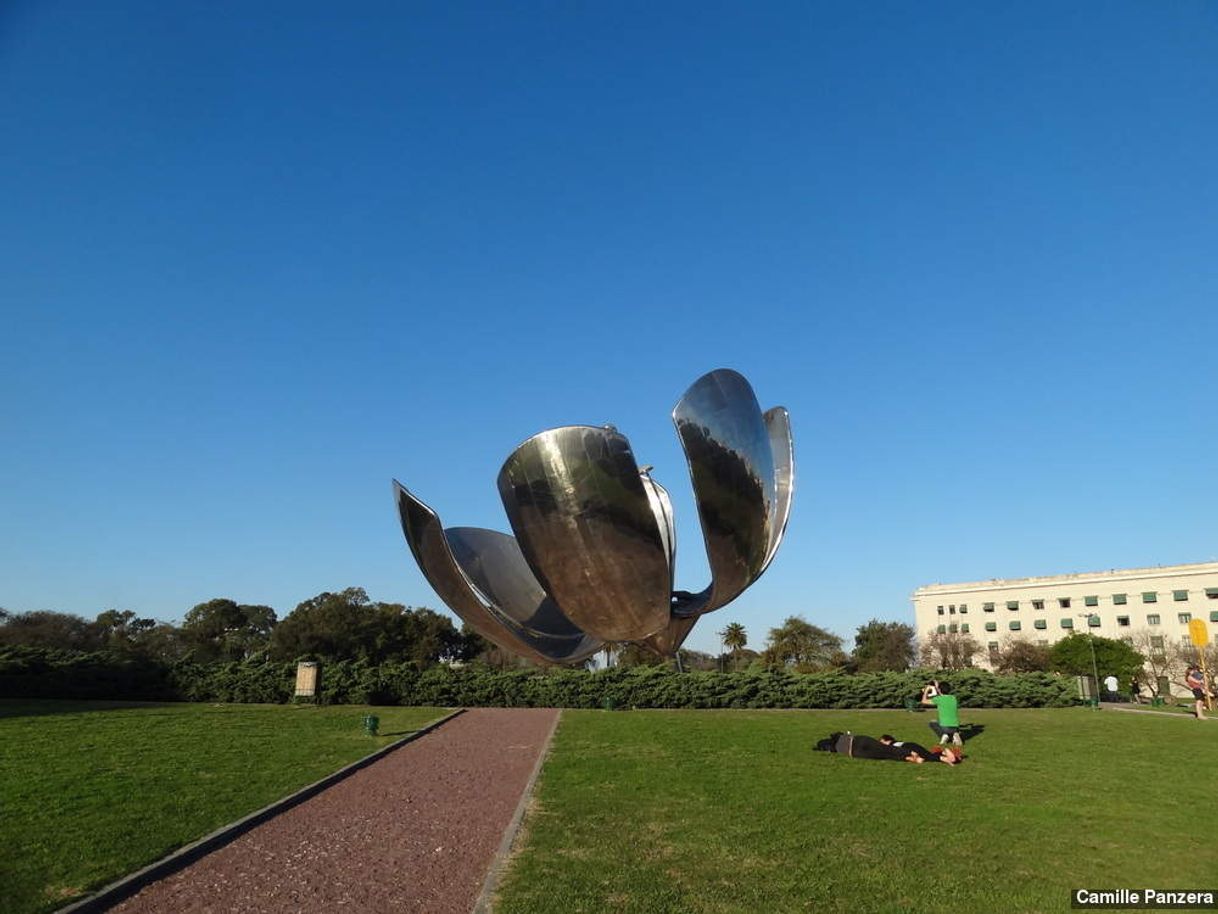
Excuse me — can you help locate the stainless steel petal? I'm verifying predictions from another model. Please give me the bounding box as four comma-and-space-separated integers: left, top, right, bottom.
444, 526, 593, 644
393, 481, 601, 665
638, 470, 676, 592
671, 369, 778, 616
496, 426, 672, 642
762, 405, 795, 573
638, 614, 700, 656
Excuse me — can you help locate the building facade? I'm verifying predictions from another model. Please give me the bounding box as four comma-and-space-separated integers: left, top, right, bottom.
912, 562, 1218, 689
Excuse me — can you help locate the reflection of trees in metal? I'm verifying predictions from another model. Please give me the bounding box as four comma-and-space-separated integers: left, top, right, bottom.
392, 369, 795, 664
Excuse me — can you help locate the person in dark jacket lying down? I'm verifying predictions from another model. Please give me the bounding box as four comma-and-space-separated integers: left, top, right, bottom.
812, 732, 962, 765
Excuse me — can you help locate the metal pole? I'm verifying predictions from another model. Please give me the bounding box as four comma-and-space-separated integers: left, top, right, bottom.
1079, 614, 1101, 708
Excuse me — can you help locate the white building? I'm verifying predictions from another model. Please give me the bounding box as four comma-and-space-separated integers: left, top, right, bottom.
912, 561, 1218, 689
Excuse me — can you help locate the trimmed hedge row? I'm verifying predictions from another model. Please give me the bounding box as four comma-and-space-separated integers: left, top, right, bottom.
0, 646, 1079, 708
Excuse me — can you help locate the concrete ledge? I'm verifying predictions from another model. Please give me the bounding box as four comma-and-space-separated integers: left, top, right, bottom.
56, 708, 466, 914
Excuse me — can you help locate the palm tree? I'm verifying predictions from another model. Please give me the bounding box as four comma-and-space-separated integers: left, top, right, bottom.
720, 622, 748, 671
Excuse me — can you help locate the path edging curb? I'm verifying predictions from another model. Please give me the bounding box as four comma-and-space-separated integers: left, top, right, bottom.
56, 707, 466, 914
471, 708, 562, 914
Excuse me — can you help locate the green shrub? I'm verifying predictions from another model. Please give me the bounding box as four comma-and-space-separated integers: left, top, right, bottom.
0, 647, 1079, 708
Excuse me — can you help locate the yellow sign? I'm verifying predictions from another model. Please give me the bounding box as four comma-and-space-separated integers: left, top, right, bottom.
1189, 618, 1210, 648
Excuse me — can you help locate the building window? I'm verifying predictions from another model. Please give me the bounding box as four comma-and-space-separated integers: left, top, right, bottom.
1031, 600, 1045, 610
1206, 588, 1218, 599
1058, 598, 1071, 609
985, 621, 997, 632
961, 623, 970, 633
937, 607, 945, 615
1009, 620, 1021, 631
1151, 635, 1164, 649
1210, 611, 1218, 623
949, 623, 958, 633
988, 641, 1000, 657
983, 602, 995, 612
1147, 614, 1160, 626
1084, 595, 1098, 607
959, 604, 968, 614
1060, 618, 1073, 629
1173, 590, 1188, 602
1142, 592, 1157, 603
1007, 601, 1019, 610
937, 624, 947, 634
1037, 640, 1049, 647
1121, 636, 1133, 646
1117, 615, 1130, 627
1113, 593, 1127, 605
1087, 615, 1101, 627
1034, 619, 1047, 630
949, 606, 956, 615
1178, 613, 1191, 624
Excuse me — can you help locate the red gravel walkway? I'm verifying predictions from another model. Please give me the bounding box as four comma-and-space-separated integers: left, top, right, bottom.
109, 708, 559, 914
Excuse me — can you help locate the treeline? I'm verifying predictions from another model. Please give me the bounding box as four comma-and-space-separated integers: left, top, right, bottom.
0, 588, 482, 667
0, 646, 1078, 708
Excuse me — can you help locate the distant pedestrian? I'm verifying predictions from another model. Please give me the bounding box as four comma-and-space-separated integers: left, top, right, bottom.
1129, 677, 1141, 704
920, 680, 963, 746
1184, 665, 1207, 720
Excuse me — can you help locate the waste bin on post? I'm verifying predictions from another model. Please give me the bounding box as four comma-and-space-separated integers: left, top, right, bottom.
363, 714, 379, 736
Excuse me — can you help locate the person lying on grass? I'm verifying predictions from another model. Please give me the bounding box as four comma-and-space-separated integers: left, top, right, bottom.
813, 732, 962, 765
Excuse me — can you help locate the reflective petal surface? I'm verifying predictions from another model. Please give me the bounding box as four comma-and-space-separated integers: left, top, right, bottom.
671, 369, 780, 616
393, 481, 601, 665
497, 426, 672, 642
638, 614, 700, 656
762, 406, 795, 573
638, 471, 676, 592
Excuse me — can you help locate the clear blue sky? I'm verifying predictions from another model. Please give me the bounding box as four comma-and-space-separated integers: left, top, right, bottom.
3, 2, 1216, 656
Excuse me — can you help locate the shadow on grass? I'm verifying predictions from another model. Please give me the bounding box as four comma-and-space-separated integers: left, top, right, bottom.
0, 699, 176, 720
959, 722, 986, 743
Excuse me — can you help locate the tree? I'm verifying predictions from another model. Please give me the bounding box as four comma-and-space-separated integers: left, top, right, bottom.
613, 642, 668, 668
270, 588, 377, 661
269, 588, 469, 665
1127, 629, 1183, 698
763, 616, 845, 671
0, 610, 104, 651
993, 637, 1053, 673
851, 620, 916, 672
919, 631, 979, 670
1050, 632, 1144, 683
95, 609, 159, 654
181, 599, 277, 662
719, 622, 748, 671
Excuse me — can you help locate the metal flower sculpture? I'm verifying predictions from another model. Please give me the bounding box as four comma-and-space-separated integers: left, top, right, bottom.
392, 369, 794, 665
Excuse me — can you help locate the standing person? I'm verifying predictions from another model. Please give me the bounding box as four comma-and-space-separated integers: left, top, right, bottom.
1185, 665, 1207, 720
920, 680, 963, 746
1129, 676, 1141, 705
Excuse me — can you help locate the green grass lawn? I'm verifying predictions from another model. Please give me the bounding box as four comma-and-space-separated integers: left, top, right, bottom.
495, 709, 1218, 914
0, 700, 449, 914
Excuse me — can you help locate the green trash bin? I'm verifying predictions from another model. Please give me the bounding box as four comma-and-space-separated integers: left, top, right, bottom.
1151, 696, 1165, 708
363, 714, 380, 736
